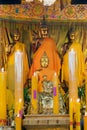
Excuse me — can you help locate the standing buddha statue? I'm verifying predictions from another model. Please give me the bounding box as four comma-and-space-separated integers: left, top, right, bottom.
7, 29, 29, 97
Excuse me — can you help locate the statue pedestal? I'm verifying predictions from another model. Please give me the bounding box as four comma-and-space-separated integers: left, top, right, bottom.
23, 114, 70, 130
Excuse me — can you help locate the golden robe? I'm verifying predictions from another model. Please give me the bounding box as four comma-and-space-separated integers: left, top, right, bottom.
7, 41, 29, 97
62, 42, 85, 87
29, 37, 61, 92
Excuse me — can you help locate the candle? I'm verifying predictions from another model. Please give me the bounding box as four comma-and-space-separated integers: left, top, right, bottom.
85, 76, 87, 130
0, 70, 7, 126
84, 115, 87, 130
69, 98, 73, 130
76, 99, 80, 130
53, 72, 59, 114
14, 51, 24, 130
68, 49, 78, 113
31, 72, 38, 114
15, 116, 22, 130
85, 71, 87, 111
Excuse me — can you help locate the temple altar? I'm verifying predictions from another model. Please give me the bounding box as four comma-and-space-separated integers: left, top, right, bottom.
23, 114, 69, 130
0, 0, 87, 129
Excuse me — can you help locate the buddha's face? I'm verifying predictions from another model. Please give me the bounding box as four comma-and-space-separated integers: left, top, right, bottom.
40, 27, 48, 38
69, 32, 75, 40
13, 34, 20, 42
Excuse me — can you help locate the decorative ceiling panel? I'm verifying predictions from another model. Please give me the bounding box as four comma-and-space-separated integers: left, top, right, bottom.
0, 1, 87, 21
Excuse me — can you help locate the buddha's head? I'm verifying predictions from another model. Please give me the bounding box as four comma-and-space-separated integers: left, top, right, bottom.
40, 15, 48, 38
67, 28, 77, 42
69, 32, 75, 40
40, 27, 48, 38
13, 29, 20, 42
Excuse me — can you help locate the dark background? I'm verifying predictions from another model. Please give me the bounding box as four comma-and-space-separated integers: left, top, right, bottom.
0, 0, 87, 4
0, 0, 21, 4
71, 0, 87, 4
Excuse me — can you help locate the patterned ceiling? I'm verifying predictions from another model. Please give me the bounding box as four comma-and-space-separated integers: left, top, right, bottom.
0, 1, 87, 21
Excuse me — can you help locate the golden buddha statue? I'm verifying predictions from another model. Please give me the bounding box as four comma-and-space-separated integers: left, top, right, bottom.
61, 28, 85, 87
7, 29, 29, 97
